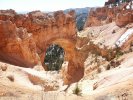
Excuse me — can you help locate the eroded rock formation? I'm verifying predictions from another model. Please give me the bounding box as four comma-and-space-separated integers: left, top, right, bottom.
50, 39, 84, 84
0, 4, 133, 99
0, 20, 41, 68
13, 10, 77, 63
116, 11, 133, 27
85, 6, 133, 28
0, 10, 84, 84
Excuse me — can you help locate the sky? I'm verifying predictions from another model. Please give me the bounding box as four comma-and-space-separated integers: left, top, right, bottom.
0, 0, 107, 12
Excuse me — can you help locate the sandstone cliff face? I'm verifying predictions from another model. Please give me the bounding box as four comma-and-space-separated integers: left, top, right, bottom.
0, 10, 84, 84
13, 11, 76, 62
0, 6, 133, 99
14, 11, 81, 84
0, 20, 40, 68
85, 6, 133, 28
116, 11, 133, 27
84, 7, 115, 27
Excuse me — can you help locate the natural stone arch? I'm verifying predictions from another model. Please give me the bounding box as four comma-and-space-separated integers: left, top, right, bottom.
43, 38, 84, 85
0, 10, 84, 85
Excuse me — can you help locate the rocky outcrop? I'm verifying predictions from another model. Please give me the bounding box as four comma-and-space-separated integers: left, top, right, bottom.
84, 7, 116, 27
0, 9, 16, 21
0, 20, 41, 69
14, 11, 82, 84
116, 12, 133, 27
85, 6, 133, 28
0, 10, 84, 84
50, 39, 84, 85
12, 10, 77, 63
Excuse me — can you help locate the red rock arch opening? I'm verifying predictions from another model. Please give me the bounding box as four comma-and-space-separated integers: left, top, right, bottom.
43, 38, 84, 85
44, 44, 65, 71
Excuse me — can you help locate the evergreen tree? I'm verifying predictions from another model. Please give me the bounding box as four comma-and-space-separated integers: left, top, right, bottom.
44, 44, 65, 71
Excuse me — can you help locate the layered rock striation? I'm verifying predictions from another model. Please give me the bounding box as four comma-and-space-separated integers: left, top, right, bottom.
85, 6, 133, 28
0, 9, 84, 84
0, 20, 40, 68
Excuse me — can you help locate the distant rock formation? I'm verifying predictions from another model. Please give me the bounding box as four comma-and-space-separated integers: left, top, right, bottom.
116, 11, 133, 27
64, 7, 92, 31
84, 5, 133, 28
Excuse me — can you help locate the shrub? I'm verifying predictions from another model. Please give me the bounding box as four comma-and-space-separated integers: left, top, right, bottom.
115, 51, 123, 59
73, 85, 81, 95
115, 46, 124, 59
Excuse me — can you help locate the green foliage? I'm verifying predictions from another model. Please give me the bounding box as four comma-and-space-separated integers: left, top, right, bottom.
73, 84, 81, 95
115, 51, 123, 59
115, 46, 124, 59
44, 44, 65, 71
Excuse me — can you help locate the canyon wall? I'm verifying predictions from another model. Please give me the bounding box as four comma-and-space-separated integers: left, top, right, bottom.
85, 6, 133, 28
0, 20, 41, 68
1, 7, 132, 85
0, 9, 84, 84
13, 10, 77, 63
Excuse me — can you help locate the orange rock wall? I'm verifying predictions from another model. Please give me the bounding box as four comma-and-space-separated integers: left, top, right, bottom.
85, 7, 133, 27
0, 20, 40, 68
0, 10, 84, 84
